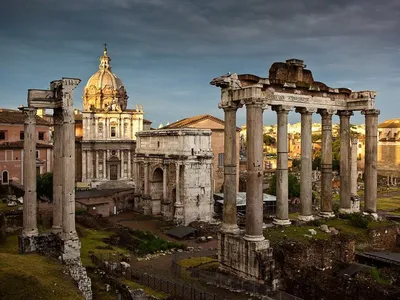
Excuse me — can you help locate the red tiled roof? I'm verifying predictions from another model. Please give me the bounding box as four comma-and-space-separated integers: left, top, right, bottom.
0, 109, 50, 126
0, 141, 52, 149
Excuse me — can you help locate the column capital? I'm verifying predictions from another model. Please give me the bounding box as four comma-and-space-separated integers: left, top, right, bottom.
337, 110, 354, 117
219, 101, 242, 111
361, 109, 380, 116
271, 105, 292, 114
295, 107, 317, 115
318, 108, 337, 117
243, 98, 264, 108
19, 107, 37, 124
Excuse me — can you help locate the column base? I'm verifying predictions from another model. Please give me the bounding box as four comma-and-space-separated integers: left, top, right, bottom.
319, 212, 335, 218
297, 215, 314, 222
273, 218, 291, 226
339, 208, 352, 214
22, 228, 39, 238
60, 234, 81, 262
221, 223, 240, 234
51, 226, 63, 235
363, 212, 378, 220
243, 234, 265, 242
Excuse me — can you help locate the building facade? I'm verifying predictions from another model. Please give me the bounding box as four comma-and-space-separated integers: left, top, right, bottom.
378, 118, 400, 176
163, 114, 240, 193
0, 109, 52, 185
134, 128, 214, 225
76, 46, 151, 187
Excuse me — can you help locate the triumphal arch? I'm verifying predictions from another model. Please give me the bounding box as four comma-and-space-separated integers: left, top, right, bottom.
211, 59, 379, 282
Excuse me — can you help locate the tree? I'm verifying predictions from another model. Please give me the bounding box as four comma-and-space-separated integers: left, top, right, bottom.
263, 134, 276, 147
312, 137, 341, 171
37, 172, 53, 201
268, 173, 300, 198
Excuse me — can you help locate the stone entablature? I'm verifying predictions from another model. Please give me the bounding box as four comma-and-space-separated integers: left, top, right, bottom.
136, 128, 213, 157
134, 129, 214, 225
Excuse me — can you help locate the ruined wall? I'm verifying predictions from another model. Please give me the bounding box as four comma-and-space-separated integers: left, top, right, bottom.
369, 225, 400, 250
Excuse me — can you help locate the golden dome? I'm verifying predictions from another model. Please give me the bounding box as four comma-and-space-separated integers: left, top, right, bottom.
83, 44, 128, 112
378, 119, 400, 129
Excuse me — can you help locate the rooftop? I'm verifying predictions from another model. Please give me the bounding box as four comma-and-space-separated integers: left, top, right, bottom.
0, 109, 50, 126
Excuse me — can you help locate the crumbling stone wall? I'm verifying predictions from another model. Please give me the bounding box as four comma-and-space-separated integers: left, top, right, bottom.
368, 225, 400, 250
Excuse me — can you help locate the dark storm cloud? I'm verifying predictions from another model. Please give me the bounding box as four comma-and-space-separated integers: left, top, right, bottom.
1, 0, 399, 125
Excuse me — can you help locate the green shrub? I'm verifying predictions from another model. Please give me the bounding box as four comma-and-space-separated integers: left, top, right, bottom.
370, 268, 391, 285
347, 213, 370, 229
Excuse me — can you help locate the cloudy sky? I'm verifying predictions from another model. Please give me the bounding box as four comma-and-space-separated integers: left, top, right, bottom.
1, 0, 399, 127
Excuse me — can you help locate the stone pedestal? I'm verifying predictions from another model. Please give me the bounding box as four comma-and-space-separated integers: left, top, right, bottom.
218, 232, 275, 283
173, 203, 184, 225
142, 195, 152, 215
60, 235, 81, 261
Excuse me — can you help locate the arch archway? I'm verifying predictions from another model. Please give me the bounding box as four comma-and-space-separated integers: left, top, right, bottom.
2, 170, 9, 184
150, 167, 163, 215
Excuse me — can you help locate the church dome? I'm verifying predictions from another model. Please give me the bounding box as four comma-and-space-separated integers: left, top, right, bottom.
83, 45, 128, 112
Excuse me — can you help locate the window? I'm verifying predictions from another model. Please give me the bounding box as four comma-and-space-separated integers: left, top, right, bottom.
0, 131, 6, 140
20, 131, 24, 140
5, 150, 13, 161
218, 153, 224, 167
111, 127, 116, 137
38, 132, 45, 140
36, 150, 39, 159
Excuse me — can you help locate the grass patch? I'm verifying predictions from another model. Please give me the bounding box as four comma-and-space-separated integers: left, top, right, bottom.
370, 268, 391, 285
78, 227, 129, 267
376, 197, 400, 211
264, 225, 329, 244
121, 279, 169, 299
0, 235, 83, 300
288, 212, 299, 219
178, 257, 218, 268
0, 202, 22, 212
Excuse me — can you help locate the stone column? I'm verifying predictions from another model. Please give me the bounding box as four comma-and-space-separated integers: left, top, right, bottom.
121, 150, 124, 179
62, 105, 77, 237
221, 103, 240, 234
87, 151, 92, 180
95, 150, 99, 180
95, 117, 99, 137
338, 111, 353, 213
21, 108, 38, 237
296, 107, 316, 221
105, 117, 108, 139
103, 150, 107, 179
127, 150, 132, 179
144, 162, 149, 195
319, 109, 335, 217
362, 109, 380, 215
52, 108, 63, 234
244, 100, 264, 241
350, 137, 358, 196
272, 105, 291, 226
174, 162, 184, 222
82, 150, 87, 181
163, 163, 168, 201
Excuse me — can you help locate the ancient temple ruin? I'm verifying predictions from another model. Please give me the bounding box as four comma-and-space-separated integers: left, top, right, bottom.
211, 59, 379, 282
19, 78, 92, 299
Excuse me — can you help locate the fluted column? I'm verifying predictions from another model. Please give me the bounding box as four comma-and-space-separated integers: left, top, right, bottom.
319, 109, 335, 217
62, 106, 77, 237
120, 150, 124, 179
95, 150, 99, 179
21, 107, 38, 237
103, 150, 107, 179
350, 137, 358, 197
244, 100, 264, 241
362, 109, 380, 215
221, 103, 240, 234
338, 111, 353, 213
273, 105, 291, 225
296, 107, 316, 221
52, 108, 63, 233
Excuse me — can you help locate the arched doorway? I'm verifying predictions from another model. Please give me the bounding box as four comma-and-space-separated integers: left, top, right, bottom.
2, 170, 9, 184
150, 167, 163, 214
108, 155, 120, 180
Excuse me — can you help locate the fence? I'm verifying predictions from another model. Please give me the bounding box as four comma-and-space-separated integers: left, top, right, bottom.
171, 258, 303, 300
91, 253, 224, 300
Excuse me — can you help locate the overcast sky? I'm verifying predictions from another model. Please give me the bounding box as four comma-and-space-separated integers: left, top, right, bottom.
1, 0, 399, 127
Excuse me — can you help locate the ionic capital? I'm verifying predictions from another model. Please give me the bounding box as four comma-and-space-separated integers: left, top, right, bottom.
244, 98, 264, 108
318, 108, 337, 118
295, 107, 317, 115
337, 110, 354, 117
19, 107, 37, 124
219, 101, 242, 111
361, 109, 380, 116
271, 105, 292, 114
